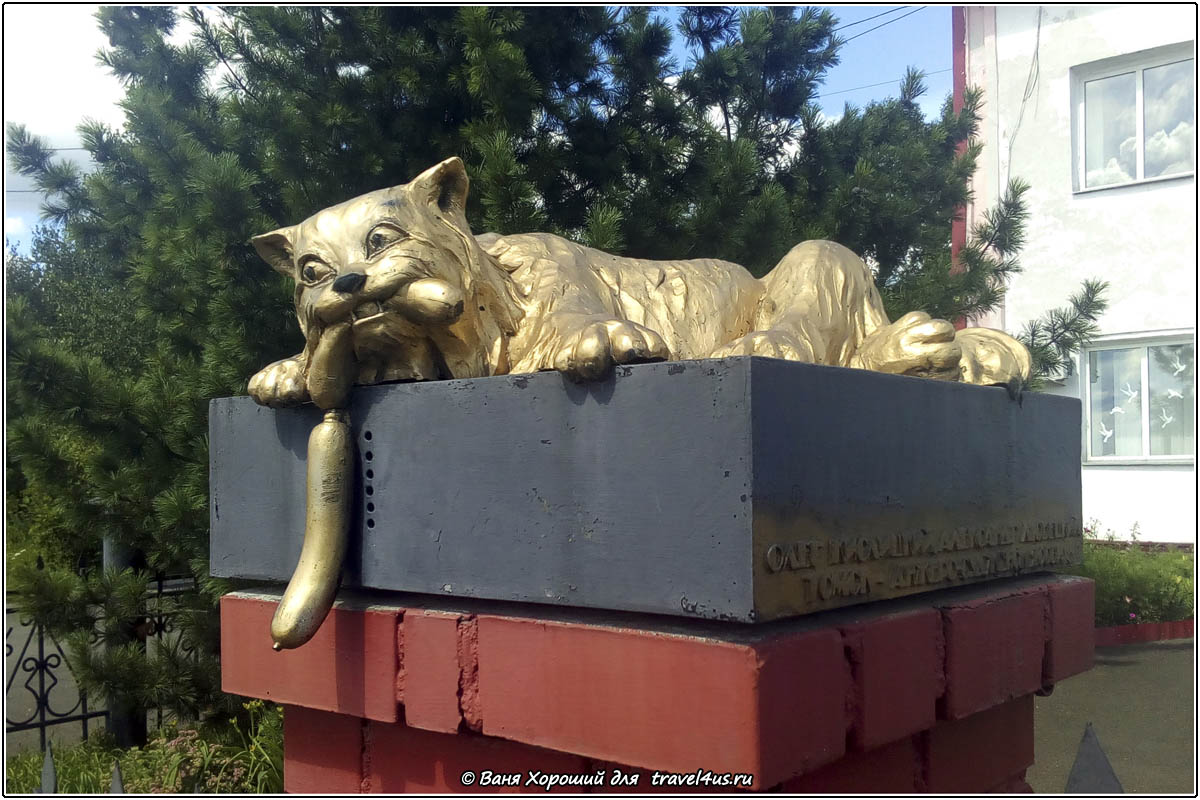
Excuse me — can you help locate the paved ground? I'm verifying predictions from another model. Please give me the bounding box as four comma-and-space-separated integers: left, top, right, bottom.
1028, 638, 1195, 794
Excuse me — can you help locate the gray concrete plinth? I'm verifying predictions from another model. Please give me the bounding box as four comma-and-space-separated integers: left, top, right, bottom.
209, 357, 1082, 622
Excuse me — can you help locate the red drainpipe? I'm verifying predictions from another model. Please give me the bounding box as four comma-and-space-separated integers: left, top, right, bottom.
951, 6, 969, 329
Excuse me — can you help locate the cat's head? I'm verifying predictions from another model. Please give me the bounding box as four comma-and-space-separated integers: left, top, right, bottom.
252, 158, 513, 385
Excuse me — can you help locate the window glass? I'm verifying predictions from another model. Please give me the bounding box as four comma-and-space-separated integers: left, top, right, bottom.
1143, 59, 1195, 178
1089, 347, 1143, 457
1085, 72, 1136, 187
1148, 343, 1195, 456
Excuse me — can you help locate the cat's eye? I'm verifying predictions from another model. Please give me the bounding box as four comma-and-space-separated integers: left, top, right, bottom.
365, 224, 405, 258
299, 259, 333, 285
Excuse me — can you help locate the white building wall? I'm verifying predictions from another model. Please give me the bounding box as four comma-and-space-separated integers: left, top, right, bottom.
964, 5, 1197, 542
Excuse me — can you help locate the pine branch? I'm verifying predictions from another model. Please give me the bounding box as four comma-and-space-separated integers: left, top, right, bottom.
188, 7, 262, 104
5, 122, 54, 177
1018, 278, 1110, 388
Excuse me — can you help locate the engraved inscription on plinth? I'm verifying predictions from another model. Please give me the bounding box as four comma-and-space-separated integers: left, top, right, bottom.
755, 520, 1083, 617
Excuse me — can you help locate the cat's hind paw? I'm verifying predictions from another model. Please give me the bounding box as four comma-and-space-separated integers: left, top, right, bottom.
852, 311, 962, 380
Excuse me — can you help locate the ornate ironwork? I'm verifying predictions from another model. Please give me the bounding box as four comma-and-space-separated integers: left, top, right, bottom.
144, 572, 199, 729
4, 593, 105, 752
5, 559, 199, 752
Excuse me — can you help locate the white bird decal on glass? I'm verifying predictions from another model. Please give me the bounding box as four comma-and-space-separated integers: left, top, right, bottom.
1166, 388, 1183, 400
1098, 420, 1114, 442
1121, 382, 1140, 403
1110, 405, 1124, 415
1171, 355, 1187, 376
1159, 407, 1174, 428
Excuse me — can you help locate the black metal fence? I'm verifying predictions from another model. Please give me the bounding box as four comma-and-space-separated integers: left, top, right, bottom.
5, 594, 106, 752
5, 563, 197, 752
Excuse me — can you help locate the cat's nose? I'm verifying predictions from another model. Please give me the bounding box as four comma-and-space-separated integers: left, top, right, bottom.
331, 272, 367, 294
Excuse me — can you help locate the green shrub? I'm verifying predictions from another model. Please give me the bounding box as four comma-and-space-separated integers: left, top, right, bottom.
4, 735, 121, 794
1064, 522, 1194, 627
5, 701, 283, 794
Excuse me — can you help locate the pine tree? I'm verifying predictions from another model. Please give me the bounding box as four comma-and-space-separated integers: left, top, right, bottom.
7, 6, 1103, 724
5, 5, 285, 721
5, 227, 151, 571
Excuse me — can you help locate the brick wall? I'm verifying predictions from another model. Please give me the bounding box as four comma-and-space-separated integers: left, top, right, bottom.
221, 575, 1094, 793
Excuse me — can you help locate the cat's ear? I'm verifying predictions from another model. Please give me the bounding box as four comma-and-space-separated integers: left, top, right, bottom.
251, 227, 297, 276
410, 157, 470, 215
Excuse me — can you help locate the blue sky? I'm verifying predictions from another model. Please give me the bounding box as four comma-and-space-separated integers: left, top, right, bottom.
809, 5, 952, 121
4, 5, 953, 250
660, 5, 953, 121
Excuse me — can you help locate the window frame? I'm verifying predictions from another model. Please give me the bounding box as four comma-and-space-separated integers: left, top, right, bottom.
1081, 330, 1196, 466
1070, 42, 1196, 194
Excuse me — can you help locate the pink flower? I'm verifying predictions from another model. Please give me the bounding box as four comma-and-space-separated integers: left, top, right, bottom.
1129, 613, 1137, 619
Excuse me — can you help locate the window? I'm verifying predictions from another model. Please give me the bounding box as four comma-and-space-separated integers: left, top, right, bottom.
1072, 43, 1195, 191
1085, 339, 1195, 462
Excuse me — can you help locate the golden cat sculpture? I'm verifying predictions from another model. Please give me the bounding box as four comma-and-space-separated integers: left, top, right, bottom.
250, 156, 1029, 405
248, 156, 1031, 649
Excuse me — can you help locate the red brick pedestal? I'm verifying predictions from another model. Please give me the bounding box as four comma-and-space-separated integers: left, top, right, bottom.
221, 575, 1094, 793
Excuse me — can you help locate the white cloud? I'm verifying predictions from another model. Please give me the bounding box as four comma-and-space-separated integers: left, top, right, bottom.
1144, 60, 1194, 137
4, 5, 119, 231
3, 191, 43, 247
704, 103, 732, 135
2, 6, 205, 233
814, 108, 843, 126
1118, 134, 1137, 173
2, 5, 127, 139
1145, 120, 1195, 178
1086, 157, 1133, 188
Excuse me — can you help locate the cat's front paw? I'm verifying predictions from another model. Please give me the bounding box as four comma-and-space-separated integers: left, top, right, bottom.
853, 311, 962, 380
551, 318, 670, 382
249, 355, 311, 407
956, 327, 1032, 387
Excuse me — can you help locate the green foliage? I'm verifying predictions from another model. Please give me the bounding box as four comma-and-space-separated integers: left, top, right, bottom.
4, 701, 284, 794
1018, 278, 1110, 389
3, 558, 220, 717
4, 229, 150, 370
4, 482, 92, 572
5, 228, 153, 570
6, 560, 95, 635
5, 737, 120, 794
677, 7, 840, 160
1063, 523, 1195, 627
790, 81, 982, 313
